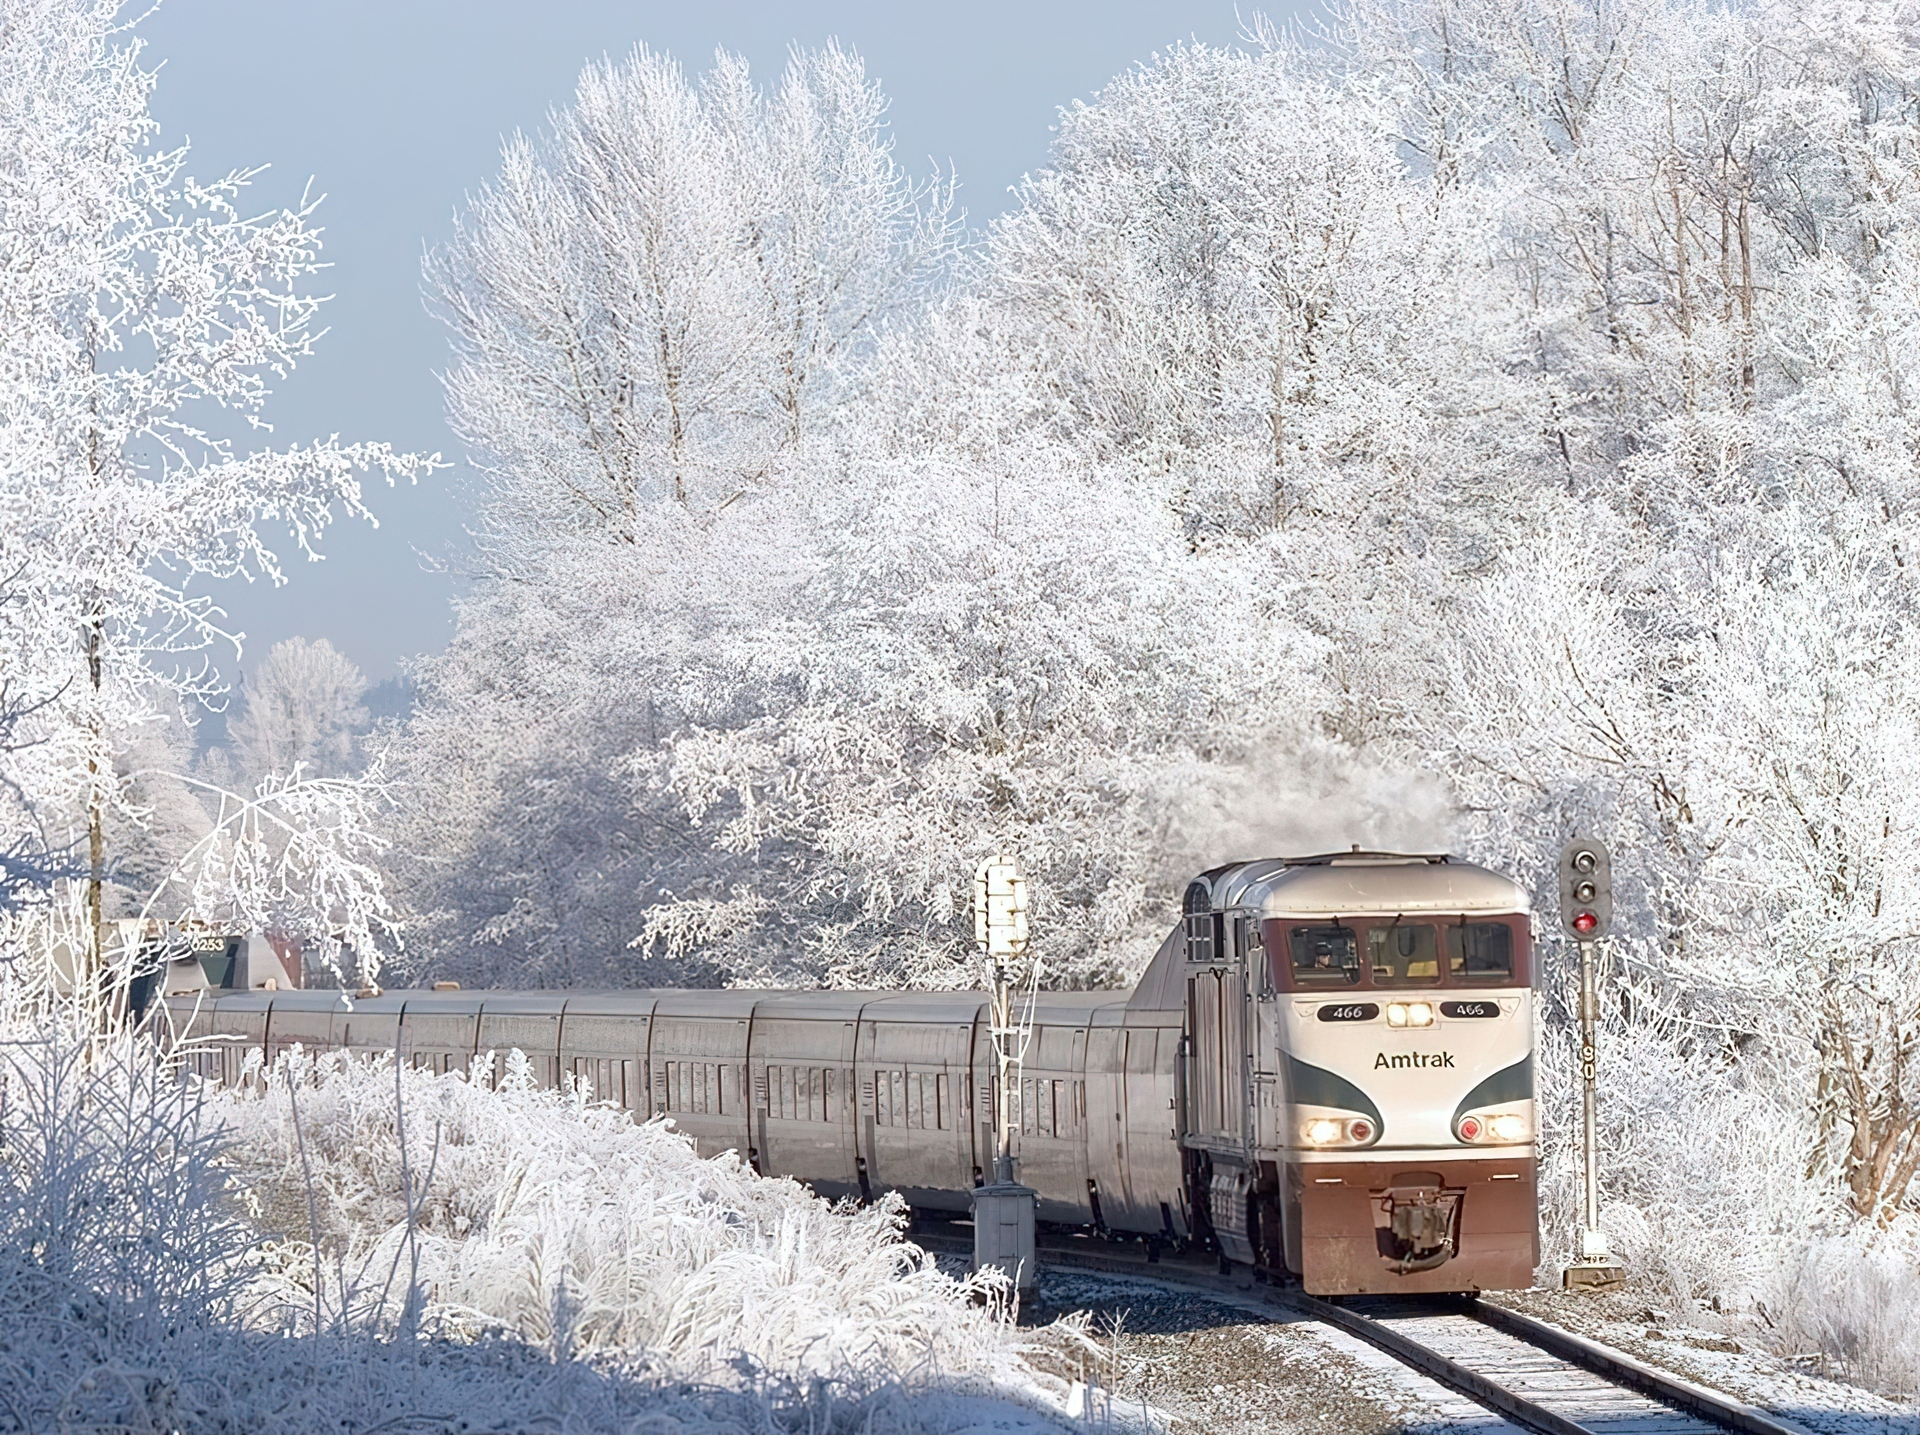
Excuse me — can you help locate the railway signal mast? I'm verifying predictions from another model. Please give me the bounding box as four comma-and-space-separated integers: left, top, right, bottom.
971, 854, 1038, 1305
1560, 840, 1624, 1290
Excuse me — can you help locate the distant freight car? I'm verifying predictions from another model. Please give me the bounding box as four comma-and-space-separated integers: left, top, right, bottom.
167, 849, 1538, 1294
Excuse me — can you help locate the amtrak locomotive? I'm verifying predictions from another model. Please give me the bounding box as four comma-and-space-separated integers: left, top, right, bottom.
166, 850, 1539, 1294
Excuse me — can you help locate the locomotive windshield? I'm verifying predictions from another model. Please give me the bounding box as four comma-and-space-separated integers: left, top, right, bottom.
1270, 916, 1525, 990
1446, 921, 1513, 984
1368, 923, 1440, 986
1289, 925, 1360, 986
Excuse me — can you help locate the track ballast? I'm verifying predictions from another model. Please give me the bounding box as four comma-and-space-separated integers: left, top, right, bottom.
910, 1219, 1814, 1435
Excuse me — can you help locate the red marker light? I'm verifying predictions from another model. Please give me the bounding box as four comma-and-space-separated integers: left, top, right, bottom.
1348, 1119, 1373, 1143
1459, 1116, 1482, 1141
1572, 910, 1599, 935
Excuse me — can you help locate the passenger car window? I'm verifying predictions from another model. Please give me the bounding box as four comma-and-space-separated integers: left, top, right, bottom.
1446, 922, 1515, 985
1367, 923, 1441, 987
1288, 926, 1359, 987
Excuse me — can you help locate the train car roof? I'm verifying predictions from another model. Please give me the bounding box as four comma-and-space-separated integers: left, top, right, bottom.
654, 989, 774, 1016
750, 991, 869, 1020
269, 989, 353, 1012
1029, 991, 1129, 1022
1219, 852, 1529, 917
188, 984, 1144, 1023
336, 990, 408, 1015
857, 991, 989, 1022
556, 992, 661, 1017
397, 991, 488, 1015
475, 991, 569, 1015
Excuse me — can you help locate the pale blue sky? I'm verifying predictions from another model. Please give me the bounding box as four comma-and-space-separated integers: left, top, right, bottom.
143, 0, 1306, 683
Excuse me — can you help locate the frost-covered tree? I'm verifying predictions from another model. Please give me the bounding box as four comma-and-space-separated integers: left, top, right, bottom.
644, 443, 1332, 988
224, 637, 370, 784
389, 44, 960, 986
0, 0, 425, 982
1318, 0, 1920, 1229
426, 41, 954, 555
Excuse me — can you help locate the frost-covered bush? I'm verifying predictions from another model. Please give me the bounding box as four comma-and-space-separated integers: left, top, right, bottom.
1537, 1009, 1818, 1295
0, 1028, 245, 1433
1529, 990, 1920, 1398
1765, 1232, 1920, 1399
216, 1047, 1027, 1380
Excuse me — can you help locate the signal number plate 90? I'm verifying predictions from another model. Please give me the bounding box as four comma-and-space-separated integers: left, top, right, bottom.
1316, 1003, 1379, 1023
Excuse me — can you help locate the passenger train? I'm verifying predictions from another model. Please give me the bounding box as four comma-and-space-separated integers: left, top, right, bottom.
164, 850, 1539, 1295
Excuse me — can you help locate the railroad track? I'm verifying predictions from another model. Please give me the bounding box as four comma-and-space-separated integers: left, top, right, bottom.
909, 1221, 1816, 1435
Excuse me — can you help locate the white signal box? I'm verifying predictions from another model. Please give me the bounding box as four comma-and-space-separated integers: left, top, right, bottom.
973, 855, 1029, 958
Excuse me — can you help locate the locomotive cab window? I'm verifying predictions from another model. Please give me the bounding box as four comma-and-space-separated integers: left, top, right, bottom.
1446, 922, 1515, 985
1368, 922, 1440, 987
1288, 925, 1359, 987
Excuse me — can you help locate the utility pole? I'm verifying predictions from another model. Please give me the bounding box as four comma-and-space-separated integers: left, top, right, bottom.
1559, 839, 1624, 1291
971, 853, 1037, 1308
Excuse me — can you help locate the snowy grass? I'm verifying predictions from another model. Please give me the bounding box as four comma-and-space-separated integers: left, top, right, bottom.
0, 1025, 1133, 1433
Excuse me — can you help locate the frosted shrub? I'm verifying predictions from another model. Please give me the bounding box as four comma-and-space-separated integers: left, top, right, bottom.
1764, 1231, 1920, 1399
1537, 1011, 1819, 1304
0, 1028, 245, 1433
216, 1049, 1076, 1415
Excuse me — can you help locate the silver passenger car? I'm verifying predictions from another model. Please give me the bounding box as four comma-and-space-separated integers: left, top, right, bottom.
162, 977, 1193, 1239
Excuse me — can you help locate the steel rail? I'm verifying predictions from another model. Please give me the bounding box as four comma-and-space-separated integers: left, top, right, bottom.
913, 1226, 1818, 1435
1281, 1287, 1591, 1435
1465, 1300, 1817, 1435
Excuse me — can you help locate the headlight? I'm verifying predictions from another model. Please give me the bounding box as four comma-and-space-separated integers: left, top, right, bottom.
1302, 1116, 1377, 1147
1386, 1001, 1434, 1028
1457, 1109, 1530, 1143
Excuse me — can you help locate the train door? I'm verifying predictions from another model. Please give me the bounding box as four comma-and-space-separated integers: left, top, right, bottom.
969, 1011, 998, 1185
337, 993, 405, 1068
1240, 915, 1282, 1150
1121, 1014, 1190, 1237
1015, 1017, 1092, 1223
263, 991, 339, 1066
400, 995, 482, 1077
648, 994, 754, 1160
559, 997, 655, 1117
205, 994, 272, 1087
477, 995, 567, 1089
1085, 1016, 1126, 1227
1086, 1001, 1176, 1236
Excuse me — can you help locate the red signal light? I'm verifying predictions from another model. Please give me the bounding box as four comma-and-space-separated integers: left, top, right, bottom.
1347, 1119, 1373, 1143
1572, 910, 1598, 935
1459, 1116, 1482, 1141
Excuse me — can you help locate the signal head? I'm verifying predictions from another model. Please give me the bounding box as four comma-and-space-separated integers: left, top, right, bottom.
1558, 839, 1613, 940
